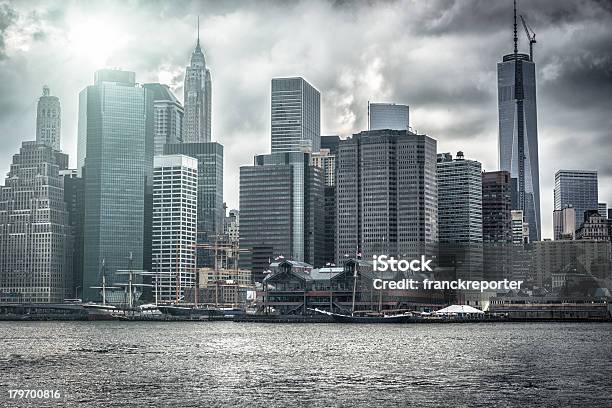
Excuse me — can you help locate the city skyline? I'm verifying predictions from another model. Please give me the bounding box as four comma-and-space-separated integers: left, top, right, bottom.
0, 0, 611, 239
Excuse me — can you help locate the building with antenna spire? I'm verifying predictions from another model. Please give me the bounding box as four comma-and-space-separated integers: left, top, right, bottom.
183, 17, 212, 143
497, 0, 541, 242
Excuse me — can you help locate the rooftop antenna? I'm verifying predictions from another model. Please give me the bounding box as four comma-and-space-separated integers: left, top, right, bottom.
513, 0, 518, 55
197, 16, 200, 46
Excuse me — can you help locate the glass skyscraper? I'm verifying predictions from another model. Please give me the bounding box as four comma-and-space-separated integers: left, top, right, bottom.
239, 152, 324, 267
78, 69, 154, 302
369, 102, 409, 131
271, 77, 320, 153
554, 170, 598, 226
497, 23, 541, 242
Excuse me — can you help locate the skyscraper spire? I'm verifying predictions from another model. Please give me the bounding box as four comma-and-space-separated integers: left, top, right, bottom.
513, 0, 518, 54
197, 16, 200, 48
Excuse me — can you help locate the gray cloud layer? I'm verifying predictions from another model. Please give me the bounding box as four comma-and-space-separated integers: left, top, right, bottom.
1, 0, 611, 239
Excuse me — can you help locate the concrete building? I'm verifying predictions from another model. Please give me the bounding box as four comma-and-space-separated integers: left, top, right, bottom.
336, 129, 437, 263
152, 155, 198, 303
576, 210, 610, 241
36, 86, 61, 150
497, 11, 541, 242
164, 142, 223, 267
271, 77, 320, 153
437, 152, 483, 280
183, 28, 212, 143
240, 152, 325, 268
0, 142, 71, 303
511, 210, 529, 245
143, 83, 183, 155
224, 209, 239, 245
554, 170, 598, 227
78, 69, 154, 301
553, 206, 576, 240
368, 102, 409, 131
482, 171, 513, 280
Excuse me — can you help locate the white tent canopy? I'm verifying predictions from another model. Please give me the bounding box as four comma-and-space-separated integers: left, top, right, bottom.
434, 305, 484, 315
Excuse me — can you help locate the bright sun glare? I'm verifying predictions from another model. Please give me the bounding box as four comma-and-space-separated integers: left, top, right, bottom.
68, 19, 124, 66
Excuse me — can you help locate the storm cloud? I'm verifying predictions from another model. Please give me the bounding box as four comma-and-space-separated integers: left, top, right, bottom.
0, 0, 611, 238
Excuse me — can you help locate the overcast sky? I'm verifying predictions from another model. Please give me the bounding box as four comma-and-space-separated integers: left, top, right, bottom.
1, 0, 611, 239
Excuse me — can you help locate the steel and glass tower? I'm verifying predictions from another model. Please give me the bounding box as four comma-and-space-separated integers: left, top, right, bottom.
78, 69, 154, 302
497, 1, 541, 242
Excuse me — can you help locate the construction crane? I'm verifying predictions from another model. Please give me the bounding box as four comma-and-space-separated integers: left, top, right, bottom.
520, 15, 536, 61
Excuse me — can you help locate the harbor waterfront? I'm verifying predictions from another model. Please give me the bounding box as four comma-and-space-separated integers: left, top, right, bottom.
1, 321, 611, 407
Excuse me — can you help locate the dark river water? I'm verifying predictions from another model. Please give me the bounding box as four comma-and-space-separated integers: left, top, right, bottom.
0, 321, 611, 407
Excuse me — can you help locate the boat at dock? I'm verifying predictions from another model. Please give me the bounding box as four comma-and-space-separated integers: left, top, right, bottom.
311, 308, 415, 323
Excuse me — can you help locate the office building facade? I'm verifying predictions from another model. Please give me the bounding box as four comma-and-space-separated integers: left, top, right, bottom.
553, 207, 576, 240
164, 142, 223, 267
271, 77, 320, 153
143, 83, 184, 156
240, 152, 324, 268
0, 142, 71, 302
152, 155, 198, 303
60, 169, 85, 298
554, 170, 598, 226
481, 171, 513, 280
437, 152, 483, 280
336, 130, 437, 263
78, 69, 154, 301
369, 102, 409, 131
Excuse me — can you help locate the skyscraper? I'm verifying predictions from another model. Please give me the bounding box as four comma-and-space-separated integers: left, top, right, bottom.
497, 3, 541, 242
336, 130, 437, 263
183, 22, 212, 143
60, 168, 85, 298
271, 77, 320, 153
164, 142, 223, 267
437, 152, 483, 280
143, 83, 184, 155
78, 69, 154, 302
368, 102, 409, 131
240, 152, 324, 268
482, 171, 513, 280
0, 142, 71, 303
311, 148, 337, 265
598, 203, 607, 219
152, 155, 198, 303
553, 170, 598, 225
36, 85, 61, 150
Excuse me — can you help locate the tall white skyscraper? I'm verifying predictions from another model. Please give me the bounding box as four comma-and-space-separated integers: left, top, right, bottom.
271, 77, 320, 153
152, 154, 198, 303
368, 102, 409, 131
36, 85, 61, 150
183, 23, 212, 143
